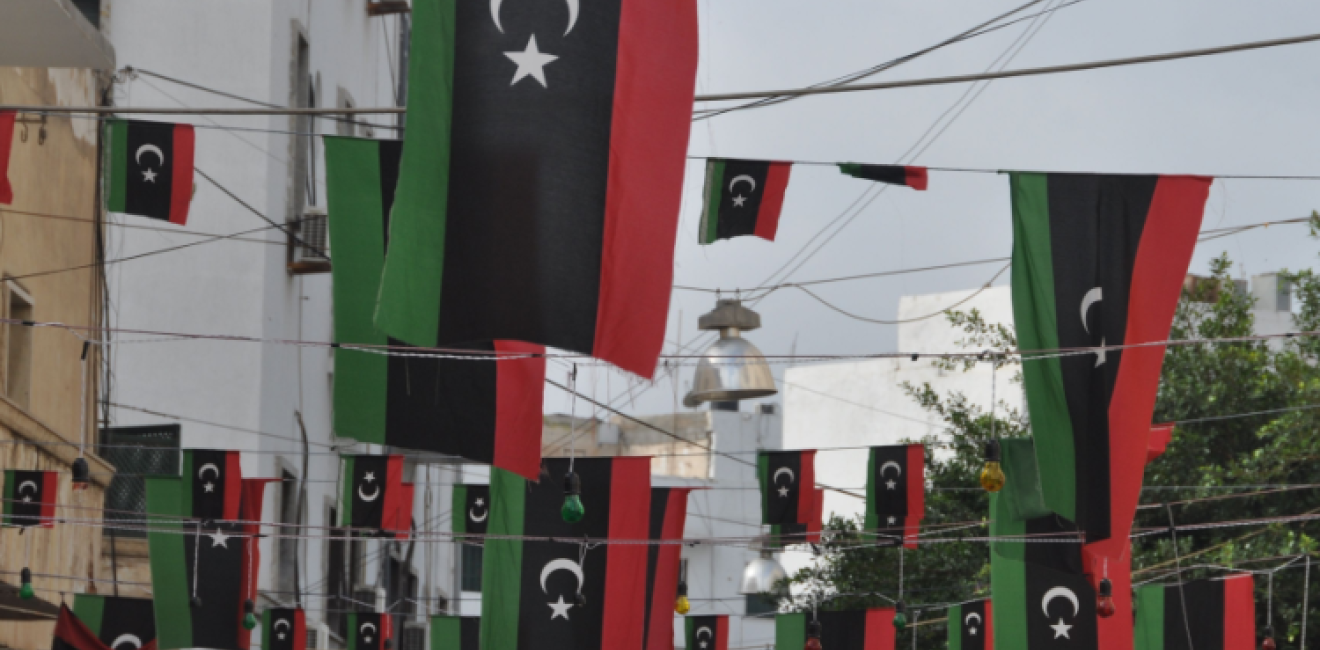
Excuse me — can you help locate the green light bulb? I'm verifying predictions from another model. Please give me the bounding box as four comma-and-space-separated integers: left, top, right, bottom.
243, 612, 258, 630
19, 568, 33, 600
562, 494, 585, 523
892, 601, 907, 631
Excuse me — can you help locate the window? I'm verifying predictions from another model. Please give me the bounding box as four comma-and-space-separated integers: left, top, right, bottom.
744, 593, 778, 616
278, 470, 301, 598
460, 543, 483, 592
6, 280, 33, 408
99, 424, 182, 538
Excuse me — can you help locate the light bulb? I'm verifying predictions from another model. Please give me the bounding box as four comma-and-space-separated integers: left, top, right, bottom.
72, 457, 90, 490
1261, 626, 1276, 650
1096, 578, 1115, 618
892, 602, 907, 631
805, 620, 822, 650
18, 568, 33, 600
980, 440, 1005, 493
562, 472, 585, 523
242, 599, 258, 630
675, 581, 691, 614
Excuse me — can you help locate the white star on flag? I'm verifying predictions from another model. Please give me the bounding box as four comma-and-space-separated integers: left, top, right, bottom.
778, 486, 790, 497
475, 498, 485, 506
505, 35, 558, 88
142, 169, 158, 183
885, 480, 897, 490
548, 595, 573, 620
364, 472, 375, 483
208, 528, 231, 548
732, 195, 747, 207
1050, 618, 1072, 639
204, 482, 215, 493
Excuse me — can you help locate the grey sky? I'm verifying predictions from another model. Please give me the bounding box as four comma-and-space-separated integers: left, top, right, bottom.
542, 0, 1320, 422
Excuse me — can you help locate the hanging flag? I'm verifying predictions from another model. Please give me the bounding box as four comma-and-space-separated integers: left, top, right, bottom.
948, 599, 993, 650
180, 449, 243, 521
698, 159, 792, 245
347, 612, 393, 650
106, 119, 195, 225
775, 610, 897, 650
989, 439, 1098, 650
373, 0, 700, 379
262, 608, 307, 650
643, 487, 693, 650
863, 444, 925, 548
146, 476, 263, 650
838, 164, 928, 191
758, 451, 816, 526
770, 486, 823, 548
685, 616, 729, 650
2, 469, 57, 528
1010, 172, 1211, 546
453, 483, 491, 538
341, 455, 412, 538
481, 458, 651, 650
325, 136, 547, 479
53, 595, 158, 650
0, 111, 14, 204
1134, 575, 1255, 650
432, 616, 480, 650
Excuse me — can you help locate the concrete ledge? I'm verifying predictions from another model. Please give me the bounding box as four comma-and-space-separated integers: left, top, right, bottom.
0, 395, 113, 487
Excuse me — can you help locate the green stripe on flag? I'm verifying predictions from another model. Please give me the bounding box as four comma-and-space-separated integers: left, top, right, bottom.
1009, 172, 1077, 522
989, 491, 1027, 650
947, 604, 962, 650
325, 136, 390, 443
684, 617, 695, 647
432, 616, 462, 650
146, 477, 192, 649
700, 160, 726, 244
107, 120, 128, 212
374, 0, 457, 347
347, 613, 360, 650
775, 613, 806, 650
481, 468, 526, 650
1134, 584, 1164, 650
72, 594, 105, 636
262, 614, 271, 650
452, 486, 467, 535
341, 457, 356, 527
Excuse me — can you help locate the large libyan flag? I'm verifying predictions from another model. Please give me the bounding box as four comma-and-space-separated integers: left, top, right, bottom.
1134, 575, 1255, 650
372, 0, 699, 378
775, 610, 896, 650
481, 458, 650, 650
1011, 173, 1211, 545
324, 136, 546, 479
53, 595, 157, 650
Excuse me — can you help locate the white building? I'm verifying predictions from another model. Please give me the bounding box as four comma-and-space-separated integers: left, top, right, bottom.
96, 2, 450, 648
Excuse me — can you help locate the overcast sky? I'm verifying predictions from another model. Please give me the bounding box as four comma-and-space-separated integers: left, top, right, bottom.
543, 0, 1320, 421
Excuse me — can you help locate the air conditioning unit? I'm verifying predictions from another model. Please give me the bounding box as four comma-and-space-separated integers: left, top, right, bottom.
308, 622, 332, 650
400, 621, 428, 650
289, 207, 331, 274
352, 586, 387, 612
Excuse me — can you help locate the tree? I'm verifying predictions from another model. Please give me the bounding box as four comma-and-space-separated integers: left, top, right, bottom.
786, 222, 1320, 648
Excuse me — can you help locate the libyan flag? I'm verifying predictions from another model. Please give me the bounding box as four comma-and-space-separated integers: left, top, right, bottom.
838, 164, 927, 190
324, 136, 546, 480
347, 613, 392, 650
3, 469, 57, 528
372, 0, 699, 378
771, 486, 822, 548
1011, 173, 1211, 546
53, 595, 157, 650
147, 470, 274, 650
432, 616, 480, 650
341, 455, 414, 538
643, 487, 693, 650
106, 119, 195, 225
863, 445, 924, 548
452, 483, 491, 538
262, 608, 306, 650
698, 159, 792, 245
758, 451, 816, 526
685, 617, 729, 650
481, 458, 650, 650
948, 600, 993, 650
1134, 575, 1255, 650
989, 438, 1097, 650
0, 111, 13, 204
776, 610, 896, 650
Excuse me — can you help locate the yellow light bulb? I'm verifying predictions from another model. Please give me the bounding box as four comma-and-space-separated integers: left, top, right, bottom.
675, 594, 691, 615
980, 461, 1005, 492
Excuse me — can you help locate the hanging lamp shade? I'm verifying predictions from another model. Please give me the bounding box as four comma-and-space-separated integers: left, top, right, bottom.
684, 299, 777, 407
739, 538, 788, 595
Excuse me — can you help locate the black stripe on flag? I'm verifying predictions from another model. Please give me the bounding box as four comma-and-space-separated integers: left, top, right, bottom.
762, 452, 803, 525
184, 522, 245, 650
384, 341, 498, 458
123, 121, 178, 220
957, 600, 989, 650
378, 139, 403, 250
1162, 581, 1225, 650
349, 456, 392, 531
870, 446, 911, 517
97, 596, 157, 649
815, 611, 869, 650
8, 470, 47, 526
462, 484, 491, 537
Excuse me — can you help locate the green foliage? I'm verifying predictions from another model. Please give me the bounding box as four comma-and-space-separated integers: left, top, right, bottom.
787, 236, 1320, 648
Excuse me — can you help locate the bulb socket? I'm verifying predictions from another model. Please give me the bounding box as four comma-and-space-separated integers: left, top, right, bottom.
244, 599, 255, 614
575, 592, 588, 607
677, 581, 688, 597
564, 472, 582, 496
19, 567, 30, 585
72, 458, 90, 488
1098, 578, 1113, 597
807, 620, 822, 639
984, 439, 1001, 463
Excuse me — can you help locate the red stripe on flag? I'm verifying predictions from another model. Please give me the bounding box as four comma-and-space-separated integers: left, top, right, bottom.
394, 483, 415, 539
1222, 573, 1255, 649
1147, 423, 1174, 463
984, 600, 994, 650
601, 457, 652, 650
715, 616, 730, 650
168, 124, 194, 226
382, 456, 404, 533
1087, 175, 1209, 650
382, 613, 394, 645
294, 610, 308, 650
0, 111, 14, 205
593, 0, 699, 378
753, 162, 792, 241
646, 488, 692, 650
905, 444, 924, 521
865, 607, 897, 650
493, 340, 546, 480
798, 451, 816, 523
40, 471, 58, 527
903, 166, 928, 191
223, 450, 242, 521
55, 605, 107, 650
238, 478, 277, 650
